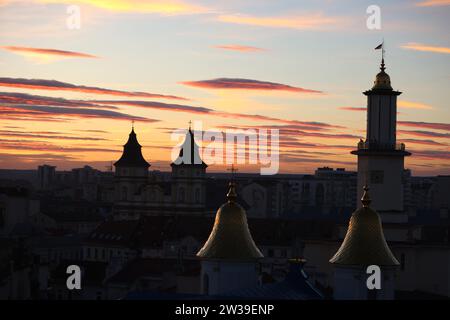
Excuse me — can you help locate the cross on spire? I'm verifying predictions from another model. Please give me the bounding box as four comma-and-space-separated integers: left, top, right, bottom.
226, 164, 238, 201
188, 120, 192, 131
227, 164, 238, 180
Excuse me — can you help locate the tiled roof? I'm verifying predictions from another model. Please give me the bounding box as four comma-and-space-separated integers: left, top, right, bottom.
107, 258, 200, 285
86, 215, 336, 249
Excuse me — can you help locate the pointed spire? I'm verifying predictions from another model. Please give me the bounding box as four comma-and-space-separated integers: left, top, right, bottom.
361, 185, 371, 207
114, 127, 150, 168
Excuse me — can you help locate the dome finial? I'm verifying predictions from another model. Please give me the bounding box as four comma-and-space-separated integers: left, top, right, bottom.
226, 164, 238, 202
226, 181, 237, 202
361, 185, 371, 207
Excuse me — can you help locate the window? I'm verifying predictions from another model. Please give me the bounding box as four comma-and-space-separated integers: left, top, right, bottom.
268, 249, 274, 258
87, 248, 91, 259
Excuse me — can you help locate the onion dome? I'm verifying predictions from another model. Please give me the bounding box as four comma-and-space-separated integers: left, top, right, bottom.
114, 127, 150, 168
329, 186, 399, 266
196, 182, 263, 261
372, 58, 393, 90
171, 126, 207, 167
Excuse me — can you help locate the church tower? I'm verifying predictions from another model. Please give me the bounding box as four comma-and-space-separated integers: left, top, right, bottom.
352, 55, 411, 223
113, 127, 150, 220
170, 124, 207, 215
197, 181, 263, 295
330, 186, 399, 300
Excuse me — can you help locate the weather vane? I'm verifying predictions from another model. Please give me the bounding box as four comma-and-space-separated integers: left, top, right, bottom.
375, 40, 385, 70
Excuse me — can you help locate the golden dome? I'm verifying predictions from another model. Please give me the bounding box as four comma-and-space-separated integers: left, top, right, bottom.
329, 186, 399, 266
372, 59, 393, 90
196, 182, 263, 261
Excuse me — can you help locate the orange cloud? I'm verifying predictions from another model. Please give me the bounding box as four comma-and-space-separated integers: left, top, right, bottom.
0, 77, 187, 100
415, 0, 450, 7
398, 121, 450, 131
181, 78, 323, 94
339, 107, 365, 112
1, 46, 99, 61
398, 130, 450, 138
1, 104, 157, 123
38, 0, 208, 15
217, 13, 340, 30
400, 43, 450, 54
398, 100, 433, 110
214, 45, 265, 52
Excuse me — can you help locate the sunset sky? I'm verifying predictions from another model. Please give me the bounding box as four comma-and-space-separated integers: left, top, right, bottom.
0, 0, 449, 175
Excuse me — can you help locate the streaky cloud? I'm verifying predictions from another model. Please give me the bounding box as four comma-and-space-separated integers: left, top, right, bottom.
1, 104, 158, 123
0, 77, 187, 100
1, 46, 99, 59
214, 45, 265, 52
398, 129, 450, 138
400, 43, 450, 55
181, 78, 323, 94
415, 0, 450, 7
217, 13, 340, 30
398, 121, 450, 132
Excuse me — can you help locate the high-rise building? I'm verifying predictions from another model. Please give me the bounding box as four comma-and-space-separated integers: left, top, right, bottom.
37, 165, 56, 190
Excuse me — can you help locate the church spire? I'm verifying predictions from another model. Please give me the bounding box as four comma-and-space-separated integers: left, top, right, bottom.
171, 124, 207, 167
114, 127, 150, 168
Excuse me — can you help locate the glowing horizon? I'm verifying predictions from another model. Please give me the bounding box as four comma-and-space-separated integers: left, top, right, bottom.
0, 0, 448, 176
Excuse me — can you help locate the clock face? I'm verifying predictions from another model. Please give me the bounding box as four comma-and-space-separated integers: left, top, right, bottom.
370, 170, 384, 184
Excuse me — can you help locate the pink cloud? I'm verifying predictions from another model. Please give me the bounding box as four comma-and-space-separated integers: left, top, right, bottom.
181, 78, 322, 94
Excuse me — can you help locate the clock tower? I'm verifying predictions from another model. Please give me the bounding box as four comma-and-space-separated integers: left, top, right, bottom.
351, 57, 411, 223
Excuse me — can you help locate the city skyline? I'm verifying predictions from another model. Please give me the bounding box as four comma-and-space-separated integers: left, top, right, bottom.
1, 0, 449, 175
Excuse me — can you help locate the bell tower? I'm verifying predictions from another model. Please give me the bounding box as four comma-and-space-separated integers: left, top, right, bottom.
170, 123, 207, 215
351, 54, 411, 223
113, 126, 150, 220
